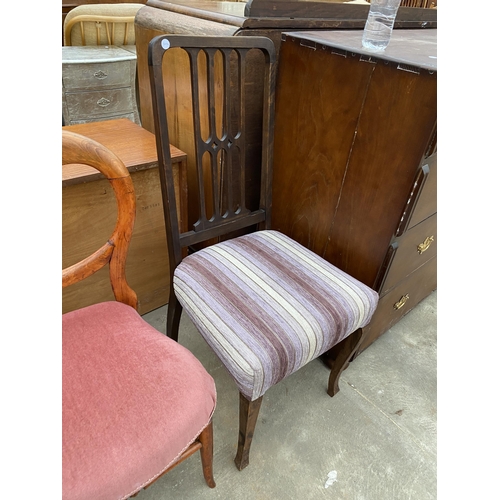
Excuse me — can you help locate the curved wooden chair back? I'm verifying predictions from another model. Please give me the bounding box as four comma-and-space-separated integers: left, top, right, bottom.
62, 130, 217, 497
62, 130, 137, 309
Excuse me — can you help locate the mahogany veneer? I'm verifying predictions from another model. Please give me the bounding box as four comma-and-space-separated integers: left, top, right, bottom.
272, 30, 437, 352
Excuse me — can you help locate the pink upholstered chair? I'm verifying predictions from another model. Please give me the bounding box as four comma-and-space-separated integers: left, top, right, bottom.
62, 130, 217, 499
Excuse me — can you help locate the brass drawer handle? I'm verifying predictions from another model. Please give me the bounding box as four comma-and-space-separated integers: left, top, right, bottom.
417, 236, 434, 254
97, 97, 111, 108
394, 294, 409, 310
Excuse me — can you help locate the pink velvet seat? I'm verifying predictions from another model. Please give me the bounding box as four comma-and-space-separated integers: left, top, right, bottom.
62, 130, 217, 499
63, 302, 216, 500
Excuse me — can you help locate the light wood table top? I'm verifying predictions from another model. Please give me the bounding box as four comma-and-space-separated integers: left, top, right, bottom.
62, 118, 186, 186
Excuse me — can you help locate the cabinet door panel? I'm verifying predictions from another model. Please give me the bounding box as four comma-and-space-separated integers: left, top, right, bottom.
321, 63, 437, 286
272, 40, 374, 256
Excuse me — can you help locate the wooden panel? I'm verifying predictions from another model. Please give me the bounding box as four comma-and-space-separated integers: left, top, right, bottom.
379, 213, 437, 295
62, 119, 188, 315
145, 0, 436, 29
245, 0, 436, 26
272, 35, 437, 288
407, 153, 437, 230
63, 165, 185, 314
321, 60, 436, 287
65, 111, 137, 125
359, 256, 437, 352
62, 118, 162, 173
135, 7, 238, 135
272, 39, 374, 254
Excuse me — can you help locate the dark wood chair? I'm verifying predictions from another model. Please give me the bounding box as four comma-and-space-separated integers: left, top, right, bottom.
148, 35, 379, 471
62, 130, 216, 499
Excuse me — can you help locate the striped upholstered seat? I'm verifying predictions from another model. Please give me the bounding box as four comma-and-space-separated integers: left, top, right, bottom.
174, 230, 378, 402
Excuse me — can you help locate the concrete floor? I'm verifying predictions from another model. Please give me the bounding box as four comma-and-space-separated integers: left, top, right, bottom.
137, 291, 437, 500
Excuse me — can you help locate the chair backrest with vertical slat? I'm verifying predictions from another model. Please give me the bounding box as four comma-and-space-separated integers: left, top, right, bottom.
63, 3, 144, 46
148, 35, 277, 268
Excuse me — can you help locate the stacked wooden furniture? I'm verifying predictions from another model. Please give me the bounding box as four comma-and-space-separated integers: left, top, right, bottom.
271, 29, 437, 352
62, 118, 187, 315
134, 0, 436, 228
62, 0, 147, 40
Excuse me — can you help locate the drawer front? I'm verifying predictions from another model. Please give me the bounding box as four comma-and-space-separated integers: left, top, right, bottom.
359, 256, 437, 352
396, 153, 437, 236
65, 112, 138, 126
62, 60, 134, 90
64, 88, 135, 119
380, 213, 437, 295
408, 153, 437, 230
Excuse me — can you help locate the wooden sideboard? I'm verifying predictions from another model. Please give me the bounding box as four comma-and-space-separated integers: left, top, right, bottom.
62, 118, 187, 315
134, 0, 436, 228
271, 30, 437, 352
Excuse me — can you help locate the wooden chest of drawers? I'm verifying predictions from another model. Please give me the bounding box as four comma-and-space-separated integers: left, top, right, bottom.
271, 29, 437, 352
62, 45, 140, 125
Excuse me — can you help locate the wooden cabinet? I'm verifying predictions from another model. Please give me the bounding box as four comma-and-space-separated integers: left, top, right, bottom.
62, 45, 140, 125
271, 29, 437, 352
62, 119, 187, 315
134, 0, 436, 228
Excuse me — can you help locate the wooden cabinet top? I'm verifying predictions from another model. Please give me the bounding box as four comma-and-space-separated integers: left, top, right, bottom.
62, 45, 137, 64
283, 29, 437, 71
144, 0, 436, 29
62, 118, 186, 186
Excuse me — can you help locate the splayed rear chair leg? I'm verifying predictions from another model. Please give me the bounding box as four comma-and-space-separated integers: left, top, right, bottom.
327, 328, 365, 397
234, 393, 263, 471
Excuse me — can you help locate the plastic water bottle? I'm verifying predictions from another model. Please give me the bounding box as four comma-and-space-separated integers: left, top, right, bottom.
362, 0, 402, 52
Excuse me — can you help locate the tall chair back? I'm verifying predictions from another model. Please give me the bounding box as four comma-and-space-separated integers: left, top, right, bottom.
148, 35, 379, 471
148, 34, 276, 288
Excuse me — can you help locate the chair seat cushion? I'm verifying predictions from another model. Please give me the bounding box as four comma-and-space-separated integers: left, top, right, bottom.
174, 230, 378, 402
63, 301, 216, 500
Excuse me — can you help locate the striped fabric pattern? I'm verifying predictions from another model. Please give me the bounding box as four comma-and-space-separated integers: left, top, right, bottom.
174, 230, 378, 401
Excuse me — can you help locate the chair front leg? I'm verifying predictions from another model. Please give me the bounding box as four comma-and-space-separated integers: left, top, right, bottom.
234, 392, 263, 471
199, 420, 216, 488
327, 328, 365, 397
166, 288, 182, 342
